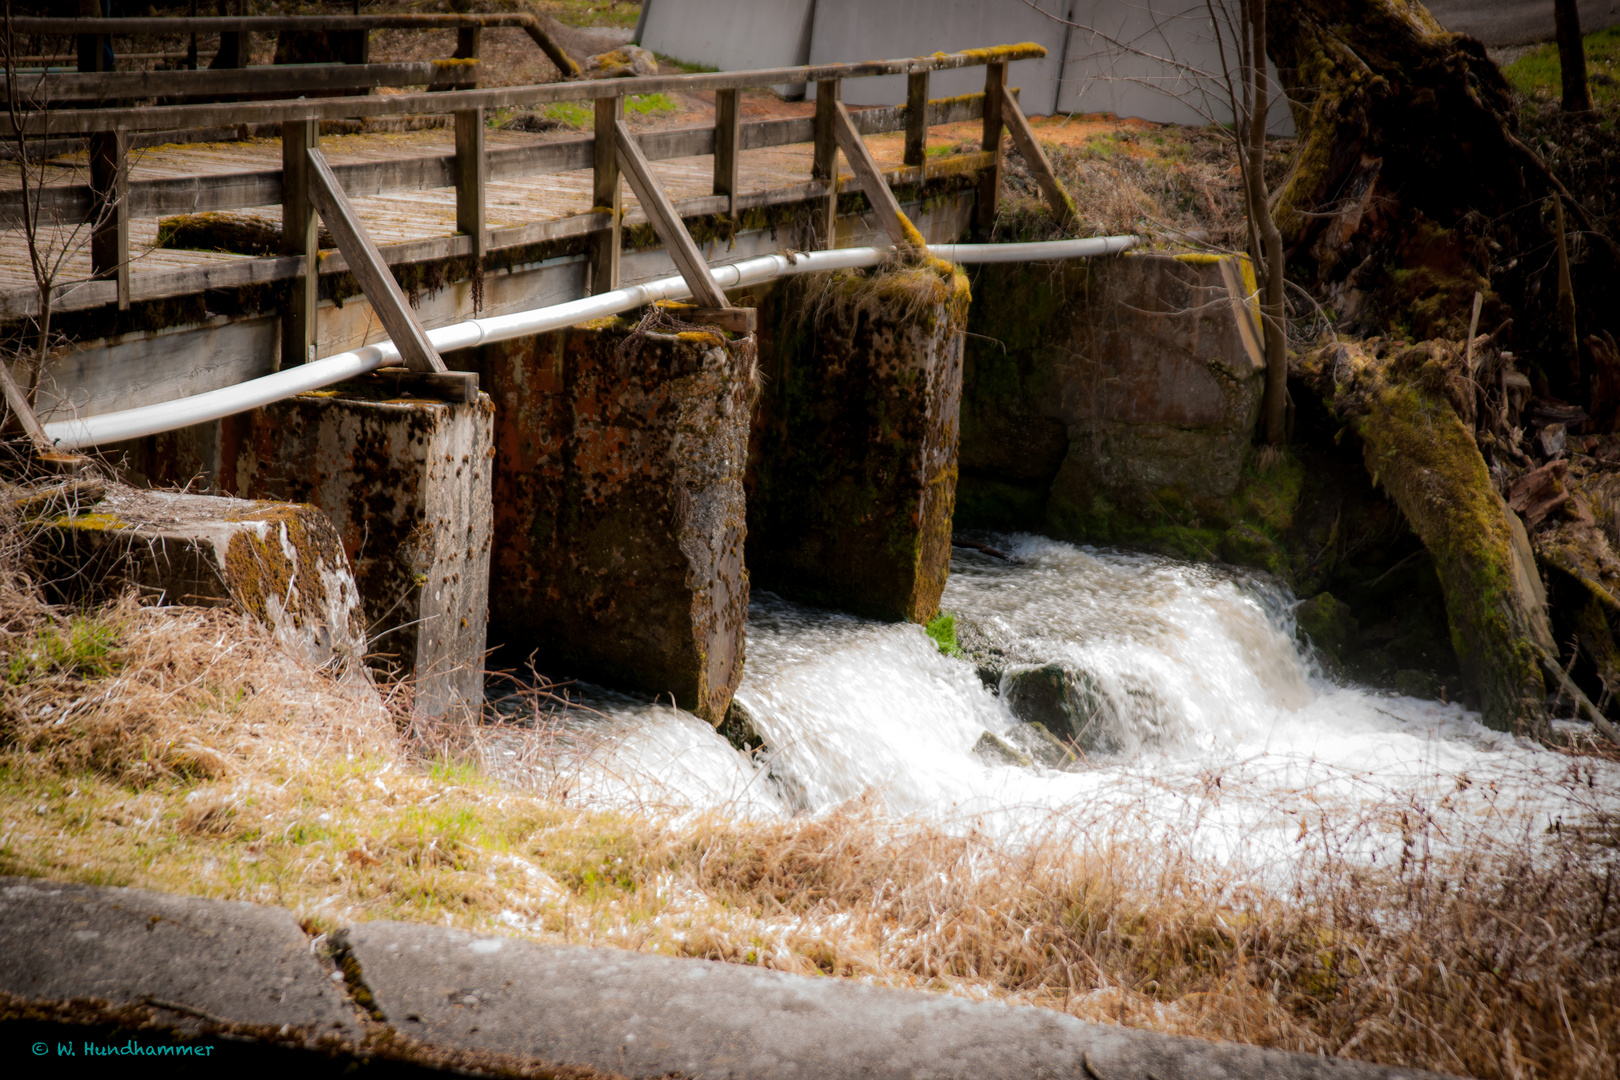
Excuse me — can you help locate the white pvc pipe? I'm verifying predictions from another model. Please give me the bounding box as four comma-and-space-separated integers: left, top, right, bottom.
42, 236, 1138, 449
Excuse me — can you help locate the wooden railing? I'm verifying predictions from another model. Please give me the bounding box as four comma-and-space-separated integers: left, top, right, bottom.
3, 32, 1072, 377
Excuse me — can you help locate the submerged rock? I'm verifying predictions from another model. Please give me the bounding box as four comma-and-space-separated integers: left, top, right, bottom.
717, 699, 764, 754
1005, 721, 1079, 769
972, 730, 1033, 768
1000, 663, 1098, 746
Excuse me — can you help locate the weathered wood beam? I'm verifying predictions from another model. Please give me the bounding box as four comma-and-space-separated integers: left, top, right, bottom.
590, 97, 623, 296
978, 62, 1007, 231
0, 61, 485, 103
305, 147, 447, 374
831, 101, 914, 249
997, 84, 1076, 230
614, 118, 729, 310
812, 81, 841, 250
713, 87, 739, 217
0, 93, 996, 229
88, 128, 130, 311
11, 47, 1047, 136
281, 120, 319, 370
455, 108, 486, 260
905, 71, 928, 168
0, 358, 49, 450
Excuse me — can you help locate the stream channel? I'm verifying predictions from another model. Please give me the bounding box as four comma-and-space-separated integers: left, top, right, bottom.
490, 534, 1620, 888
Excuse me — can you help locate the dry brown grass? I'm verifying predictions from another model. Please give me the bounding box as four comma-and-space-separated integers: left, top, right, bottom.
2, 480, 1618, 1079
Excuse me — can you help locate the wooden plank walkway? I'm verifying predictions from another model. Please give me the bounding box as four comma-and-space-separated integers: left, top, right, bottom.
0, 121, 980, 300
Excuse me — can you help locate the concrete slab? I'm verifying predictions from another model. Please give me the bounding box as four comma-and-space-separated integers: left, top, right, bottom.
344, 920, 1453, 1080
32, 483, 368, 676
639, 0, 817, 97
0, 877, 358, 1039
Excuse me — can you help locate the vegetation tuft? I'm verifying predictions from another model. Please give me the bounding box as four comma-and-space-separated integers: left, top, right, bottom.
1504, 27, 1620, 110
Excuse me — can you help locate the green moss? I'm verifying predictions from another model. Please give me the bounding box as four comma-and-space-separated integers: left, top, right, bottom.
925, 611, 963, 657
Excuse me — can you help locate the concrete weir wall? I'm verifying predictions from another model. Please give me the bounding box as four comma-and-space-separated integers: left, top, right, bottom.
748, 262, 970, 624
222, 380, 495, 721
959, 252, 1267, 536
454, 320, 755, 723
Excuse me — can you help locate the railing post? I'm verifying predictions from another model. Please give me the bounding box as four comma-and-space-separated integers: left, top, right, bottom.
88, 127, 129, 311
77, 0, 110, 75
213, 0, 249, 71
590, 95, 623, 295
977, 61, 1007, 232
281, 118, 319, 370
455, 108, 487, 260
812, 79, 840, 249
904, 70, 928, 172
713, 87, 739, 217
454, 25, 481, 63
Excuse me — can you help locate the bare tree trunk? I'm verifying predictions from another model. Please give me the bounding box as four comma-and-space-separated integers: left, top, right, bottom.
1246, 0, 1288, 444
1555, 0, 1592, 112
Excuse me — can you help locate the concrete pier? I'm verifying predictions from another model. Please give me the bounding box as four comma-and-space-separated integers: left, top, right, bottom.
459, 316, 754, 723
223, 377, 494, 721
748, 260, 970, 623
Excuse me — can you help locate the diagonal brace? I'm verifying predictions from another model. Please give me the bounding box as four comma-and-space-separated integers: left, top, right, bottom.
998, 84, 1077, 230
306, 147, 447, 373
613, 119, 729, 311
831, 100, 920, 250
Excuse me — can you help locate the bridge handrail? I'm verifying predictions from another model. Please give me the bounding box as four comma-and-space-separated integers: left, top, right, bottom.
5, 44, 1047, 136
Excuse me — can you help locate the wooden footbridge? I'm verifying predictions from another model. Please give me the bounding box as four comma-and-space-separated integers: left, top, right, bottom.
1, 13, 1110, 723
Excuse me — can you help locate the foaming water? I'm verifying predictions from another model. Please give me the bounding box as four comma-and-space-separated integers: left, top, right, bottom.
498, 534, 1620, 878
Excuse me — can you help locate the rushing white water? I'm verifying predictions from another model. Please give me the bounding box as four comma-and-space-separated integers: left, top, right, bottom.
500, 534, 1620, 881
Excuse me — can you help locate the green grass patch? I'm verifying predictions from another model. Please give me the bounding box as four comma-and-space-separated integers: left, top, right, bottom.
655, 53, 719, 75
925, 611, 963, 657
7, 617, 121, 685
531, 93, 677, 130
1504, 27, 1620, 107
536, 1, 641, 31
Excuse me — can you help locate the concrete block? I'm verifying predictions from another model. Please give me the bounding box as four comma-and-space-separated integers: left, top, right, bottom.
639, 0, 816, 96
344, 920, 1451, 1080
0, 876, 359, 1039
226, 379, 495, 721
749, 263, 969, 623
33, 483, 367, 675
960, 253, 1266, 536
463, 320, 752, 723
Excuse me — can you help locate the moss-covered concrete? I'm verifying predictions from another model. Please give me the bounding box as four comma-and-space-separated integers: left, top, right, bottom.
32, 484, 367, 677
748, 257, 971, 624
456, 321, 754, 723
223, 381, 494, 720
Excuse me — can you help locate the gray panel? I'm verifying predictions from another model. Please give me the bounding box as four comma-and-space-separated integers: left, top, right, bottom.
640, 0, 817, 94
1057, 1, 1292, 132
808, 0, 1070, 116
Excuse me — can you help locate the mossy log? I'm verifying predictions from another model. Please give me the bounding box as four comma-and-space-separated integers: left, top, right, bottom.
1308, 339, 1556, 734
157, 213, 334, 258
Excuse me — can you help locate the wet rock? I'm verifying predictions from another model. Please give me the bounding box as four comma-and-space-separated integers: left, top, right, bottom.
999, 663, 1097, 746
1220, 522, 1288, 576
1393, 668, 1442, 699
1295, 591, 1359, 668
465, 320, 754, 723
226, 377, 494, 720
718, 698, 764, 753
1004, 721, 1079, 769
972, 730, 1032, 768
748, 260, 970, 624
33, 483, 368, 679
954, 614, 1023, 688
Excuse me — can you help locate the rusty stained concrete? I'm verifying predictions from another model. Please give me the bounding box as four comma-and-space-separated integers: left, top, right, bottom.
33, 483, 369, 678
747, 267, 969, 624
224, 381, 494, 721
459, 321, 754, 723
